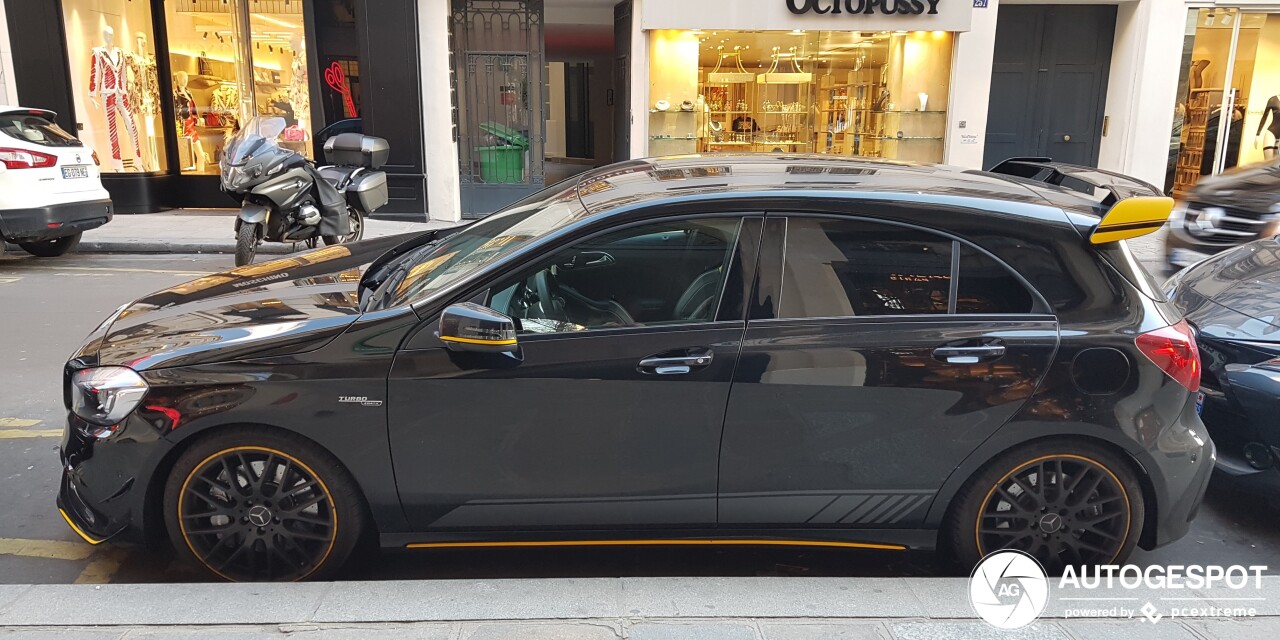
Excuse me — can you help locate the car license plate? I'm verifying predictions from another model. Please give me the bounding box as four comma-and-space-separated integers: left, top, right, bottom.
1195, 392, 1205, 416
1170, 248, 1211, 268
61, 165, 89, 179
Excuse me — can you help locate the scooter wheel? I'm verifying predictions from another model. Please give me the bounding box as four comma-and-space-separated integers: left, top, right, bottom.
324, 208, 364, 246
235, 222, 260, 267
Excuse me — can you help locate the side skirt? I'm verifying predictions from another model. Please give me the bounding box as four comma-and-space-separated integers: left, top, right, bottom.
380, 528, 937, 552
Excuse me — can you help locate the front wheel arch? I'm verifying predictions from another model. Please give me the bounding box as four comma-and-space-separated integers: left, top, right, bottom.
145, 422, 378, 556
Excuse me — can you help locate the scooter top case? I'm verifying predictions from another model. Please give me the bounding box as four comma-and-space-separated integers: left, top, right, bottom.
324, 133, 390, 169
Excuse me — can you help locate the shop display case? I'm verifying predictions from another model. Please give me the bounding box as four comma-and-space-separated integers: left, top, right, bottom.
702, 51, 757, 152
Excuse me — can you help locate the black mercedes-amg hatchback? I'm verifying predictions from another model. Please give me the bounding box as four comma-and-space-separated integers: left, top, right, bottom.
59, 156, 1213, 581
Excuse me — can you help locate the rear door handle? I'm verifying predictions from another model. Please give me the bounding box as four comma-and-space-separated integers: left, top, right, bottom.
932, 345, 1006, 364
638, 351, 714, 375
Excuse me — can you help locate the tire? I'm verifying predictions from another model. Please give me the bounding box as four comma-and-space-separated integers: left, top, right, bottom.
235, 223, 259, 267
162, 427, 368, 582
944, 439, 1144, 575
323, 208, 364, 246
19, 232, 81, 257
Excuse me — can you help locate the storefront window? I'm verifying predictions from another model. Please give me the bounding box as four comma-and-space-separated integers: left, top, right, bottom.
647, 29, 954, 162
163, 0, 312, 175
1169, 9, 1280, 195
249, 7, 313, 159
61, 0, 167, 173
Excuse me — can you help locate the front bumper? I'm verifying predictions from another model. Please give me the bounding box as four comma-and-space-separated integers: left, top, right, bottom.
1202, 365, 1280, 496
1165, 221, 1280, 268
0, 199, 113, 242
57, 412, 172, 546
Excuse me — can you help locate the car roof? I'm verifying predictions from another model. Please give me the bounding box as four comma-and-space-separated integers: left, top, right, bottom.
568, 154, 1111, 226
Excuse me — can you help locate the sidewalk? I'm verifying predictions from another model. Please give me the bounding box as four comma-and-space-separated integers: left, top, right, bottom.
70, 209, 451, 256
0, 576, 1276, 638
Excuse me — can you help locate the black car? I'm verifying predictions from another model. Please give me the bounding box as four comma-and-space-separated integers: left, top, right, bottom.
59, 155, 1213, 581
1167, 237, 1280, 495
1166, 158, 1280, 269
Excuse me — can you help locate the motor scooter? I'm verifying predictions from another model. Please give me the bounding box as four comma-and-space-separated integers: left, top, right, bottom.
220, 116, 391, 266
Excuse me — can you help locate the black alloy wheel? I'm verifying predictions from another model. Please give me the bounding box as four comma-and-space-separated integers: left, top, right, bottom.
947, 441, 1143, 575
164, 433, 367, 582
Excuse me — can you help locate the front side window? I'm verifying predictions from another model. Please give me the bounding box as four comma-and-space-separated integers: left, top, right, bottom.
778, 216, 1036, 319
489, 218, 743, 334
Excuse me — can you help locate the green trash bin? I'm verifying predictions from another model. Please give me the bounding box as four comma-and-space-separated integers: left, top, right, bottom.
476, 122, 530, 184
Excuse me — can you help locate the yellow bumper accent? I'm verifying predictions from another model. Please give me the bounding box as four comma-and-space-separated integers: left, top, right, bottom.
59, 508, 104, 546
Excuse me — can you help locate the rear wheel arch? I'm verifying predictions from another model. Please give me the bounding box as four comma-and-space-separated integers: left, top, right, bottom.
927, 431, 1159, 553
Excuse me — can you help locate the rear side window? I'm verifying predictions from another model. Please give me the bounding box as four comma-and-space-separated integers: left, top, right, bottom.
956, 244, 1034, 314
0, 114, 81, 147
778, 216, 1037, 318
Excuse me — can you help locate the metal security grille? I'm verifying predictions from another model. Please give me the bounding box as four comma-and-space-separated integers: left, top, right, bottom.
450, 0, 545, 209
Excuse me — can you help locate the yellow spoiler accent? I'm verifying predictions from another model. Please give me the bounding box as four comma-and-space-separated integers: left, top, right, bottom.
1089, 197, 1175, 245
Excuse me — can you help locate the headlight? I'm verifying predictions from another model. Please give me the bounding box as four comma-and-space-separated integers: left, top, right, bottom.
69, 367, 149, 432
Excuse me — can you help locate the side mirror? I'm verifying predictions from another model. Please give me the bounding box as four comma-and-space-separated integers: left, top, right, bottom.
437, 302, 518, 353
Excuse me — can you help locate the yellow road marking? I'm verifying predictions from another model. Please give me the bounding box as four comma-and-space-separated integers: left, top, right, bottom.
0, 429, 63, 439
74, 548, 129, 584
0, 537, 94, 561
0, 418, 41, 427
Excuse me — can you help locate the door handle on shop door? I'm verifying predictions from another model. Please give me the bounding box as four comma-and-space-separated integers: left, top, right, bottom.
932, 344, 1007, 364
638, 351, 714, 375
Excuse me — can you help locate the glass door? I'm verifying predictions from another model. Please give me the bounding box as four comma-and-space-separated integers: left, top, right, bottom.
1170, 9, 1279, 196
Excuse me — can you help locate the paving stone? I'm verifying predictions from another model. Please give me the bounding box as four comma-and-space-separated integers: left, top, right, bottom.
627, 622, 759, 640
463, 621, 619, 640
887, 621, 1069, 640
1183, 617, 1280, 639
1057, 619, 1199, 639
758, 621, 890, 640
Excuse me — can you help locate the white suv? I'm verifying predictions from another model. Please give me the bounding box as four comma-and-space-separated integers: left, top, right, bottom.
0, 106, 112, 257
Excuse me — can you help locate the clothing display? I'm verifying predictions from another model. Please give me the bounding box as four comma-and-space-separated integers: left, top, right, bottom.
289, 48, 310, 125
173, 85, 199, 141
89, 46, 142, 161
1257, 95, 1280, 151
125, 52, 160, 119
210, 85, 239, 118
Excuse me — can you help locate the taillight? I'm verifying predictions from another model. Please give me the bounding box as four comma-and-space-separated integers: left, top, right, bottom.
1135, 320, 1201, 392
91, 150, 100, 166
0, 147, 58, 169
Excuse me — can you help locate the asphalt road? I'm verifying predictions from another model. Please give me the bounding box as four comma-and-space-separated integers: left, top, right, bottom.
0, 252, 1277, 585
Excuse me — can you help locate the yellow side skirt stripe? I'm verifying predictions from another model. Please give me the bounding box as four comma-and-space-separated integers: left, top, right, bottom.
406, 538, 907, 551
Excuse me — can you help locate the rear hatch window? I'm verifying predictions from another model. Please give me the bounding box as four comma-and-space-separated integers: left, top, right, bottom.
0, 113, 82, 147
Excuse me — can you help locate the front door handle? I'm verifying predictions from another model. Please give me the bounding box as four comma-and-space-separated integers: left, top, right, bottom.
638, 350, 714, 375
932, 345, 1006, 364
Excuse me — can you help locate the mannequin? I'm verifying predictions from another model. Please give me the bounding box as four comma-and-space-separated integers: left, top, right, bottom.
126, 32, 161, 170
1256, 95, 1280, 160
172, 71, 206, 171
89, 25, 142, 168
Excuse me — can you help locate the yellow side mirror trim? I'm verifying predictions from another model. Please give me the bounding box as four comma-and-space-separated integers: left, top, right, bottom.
1089, 196, 1175, 245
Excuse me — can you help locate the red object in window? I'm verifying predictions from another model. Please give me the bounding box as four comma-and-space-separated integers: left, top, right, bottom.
1135, 320, 1201, 392
0, 147, 57, 169
92, 150, 101, 166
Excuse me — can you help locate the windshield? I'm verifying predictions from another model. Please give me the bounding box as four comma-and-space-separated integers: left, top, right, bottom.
222, 116, 287, 167
380, 181, 590, 308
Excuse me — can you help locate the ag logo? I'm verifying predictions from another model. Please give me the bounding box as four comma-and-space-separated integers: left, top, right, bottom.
969, 549, 1049, 629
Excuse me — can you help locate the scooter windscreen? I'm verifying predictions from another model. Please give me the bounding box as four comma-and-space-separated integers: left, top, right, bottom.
220, 116, 289, 191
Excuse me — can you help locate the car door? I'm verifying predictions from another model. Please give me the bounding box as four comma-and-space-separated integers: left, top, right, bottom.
388, 215, 762, 531
718, 214, 1059, 529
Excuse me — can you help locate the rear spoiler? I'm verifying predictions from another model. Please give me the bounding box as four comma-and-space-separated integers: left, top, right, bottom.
987, 157, 1173, 245
0, 107, 57, 121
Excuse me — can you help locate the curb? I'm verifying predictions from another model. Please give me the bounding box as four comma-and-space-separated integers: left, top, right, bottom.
78, 241, 299, 255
